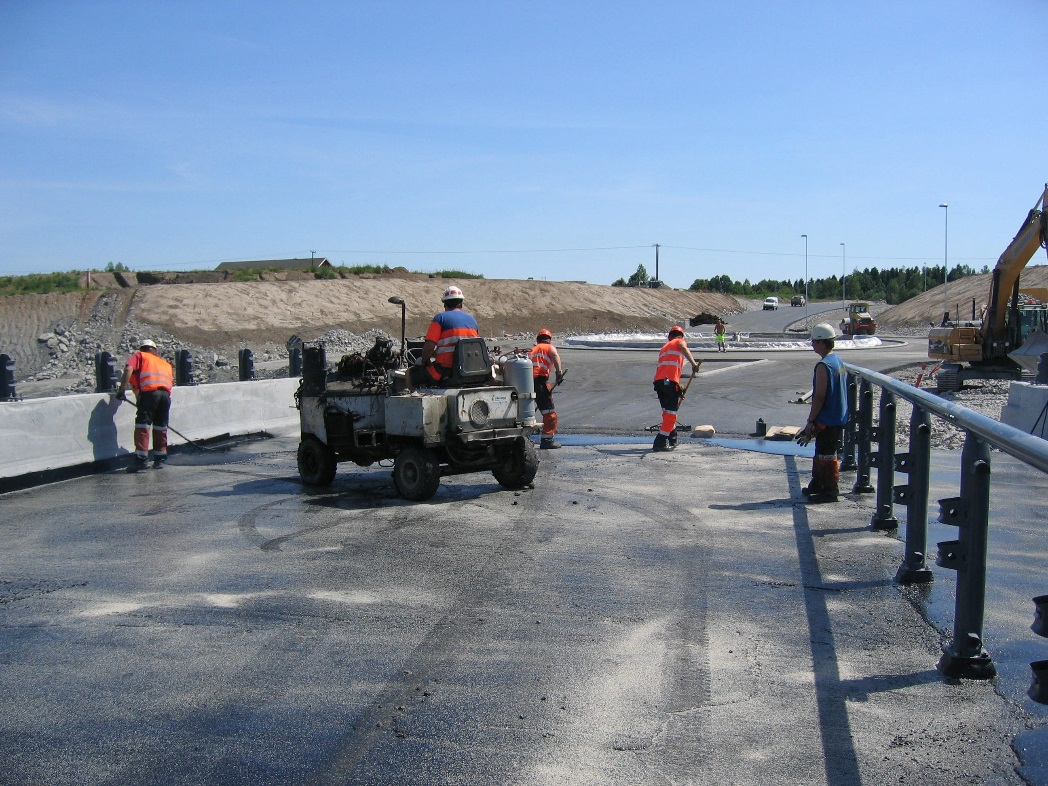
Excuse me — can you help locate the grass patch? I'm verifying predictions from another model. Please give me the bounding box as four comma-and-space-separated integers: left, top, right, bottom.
0, 272, 84, 297
428, 269, 485, 279
333, 264, 393, 275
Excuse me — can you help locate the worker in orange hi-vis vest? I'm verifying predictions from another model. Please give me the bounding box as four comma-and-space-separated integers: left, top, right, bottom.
528, 329, 565, 449
652, 326, 699, 452
113, 339, 174, 472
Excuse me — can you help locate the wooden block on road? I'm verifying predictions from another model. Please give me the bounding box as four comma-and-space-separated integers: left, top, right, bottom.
765, 425, 802, 440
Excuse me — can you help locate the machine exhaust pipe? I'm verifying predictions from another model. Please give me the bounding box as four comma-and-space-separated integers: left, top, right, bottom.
388, 296, 407, 365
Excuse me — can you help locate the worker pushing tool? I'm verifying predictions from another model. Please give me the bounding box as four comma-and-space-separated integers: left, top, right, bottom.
528, 328, 565, 449
652, 326, 700, 452
113, 339, 174, 472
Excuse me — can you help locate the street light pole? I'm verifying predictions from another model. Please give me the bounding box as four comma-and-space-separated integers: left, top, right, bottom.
939, 204, 949, 320
840, 242, 846, 302
801, 234, 808, 326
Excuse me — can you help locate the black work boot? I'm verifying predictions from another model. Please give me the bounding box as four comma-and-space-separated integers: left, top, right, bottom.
803, 490, 839, 504
127, 456, 149, 474
652, 434, 671, 452
668, 429, 678, 448
539, 437, 561, 450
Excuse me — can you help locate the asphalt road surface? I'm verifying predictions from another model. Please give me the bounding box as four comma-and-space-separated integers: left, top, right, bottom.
2, 339, 1047, 786
554, 333, 928, 438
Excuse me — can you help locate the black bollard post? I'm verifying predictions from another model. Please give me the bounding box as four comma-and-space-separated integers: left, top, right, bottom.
0, 353, 15, 401
94, 350, 119, 393
289, 347, 302, 377
175, 349, 195, 386
238, 349, 255, 381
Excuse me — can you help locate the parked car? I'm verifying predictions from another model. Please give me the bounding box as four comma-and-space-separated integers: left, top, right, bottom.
762, 297, 779, 310
791, 295, 805, 307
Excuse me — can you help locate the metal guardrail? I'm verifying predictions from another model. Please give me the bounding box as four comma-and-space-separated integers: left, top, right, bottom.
841, 362, 1048, 696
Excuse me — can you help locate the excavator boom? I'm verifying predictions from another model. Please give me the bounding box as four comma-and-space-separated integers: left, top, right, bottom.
929, 183, 1048, 391
982, 183, 1048, 342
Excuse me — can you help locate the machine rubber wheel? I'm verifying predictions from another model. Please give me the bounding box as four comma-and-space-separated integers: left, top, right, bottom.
393, 446, 441, 501
492, 437, 539, 490
298, 436, 337, 486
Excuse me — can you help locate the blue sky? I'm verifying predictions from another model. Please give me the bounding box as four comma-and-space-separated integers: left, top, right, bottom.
1, 0, 1045, 289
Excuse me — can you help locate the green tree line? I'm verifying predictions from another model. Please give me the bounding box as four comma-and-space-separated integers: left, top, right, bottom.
686, 263, 988, 304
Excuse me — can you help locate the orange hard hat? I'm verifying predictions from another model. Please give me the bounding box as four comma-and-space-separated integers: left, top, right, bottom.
668, 325, 684, 338
537, 329, 552, 341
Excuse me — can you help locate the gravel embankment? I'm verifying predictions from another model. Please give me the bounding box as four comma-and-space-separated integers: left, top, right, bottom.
882, 365, 1011, 451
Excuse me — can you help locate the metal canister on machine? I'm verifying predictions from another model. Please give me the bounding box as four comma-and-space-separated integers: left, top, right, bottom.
499, 353, 537, 426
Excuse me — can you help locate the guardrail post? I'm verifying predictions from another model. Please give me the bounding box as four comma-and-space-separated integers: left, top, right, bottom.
853, 379, 875, 493
1031, 595, 1048, 703
841, 373, 858, 472
869, 388, 899, 530
936, 433, 996, 679
893, 405, 933, 584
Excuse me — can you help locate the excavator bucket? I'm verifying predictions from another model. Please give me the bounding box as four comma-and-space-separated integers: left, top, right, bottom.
1009, 330, 1048, 375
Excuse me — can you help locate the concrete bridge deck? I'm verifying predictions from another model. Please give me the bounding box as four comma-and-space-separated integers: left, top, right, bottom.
2, 424, 1046, 786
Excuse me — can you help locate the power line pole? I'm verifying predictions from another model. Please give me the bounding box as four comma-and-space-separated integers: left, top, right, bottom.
653, 243, 660, 286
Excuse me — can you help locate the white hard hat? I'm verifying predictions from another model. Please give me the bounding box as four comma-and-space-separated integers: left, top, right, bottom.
139, 339, 157, 349
810, 323, 836, 341
441, 285, 464, 302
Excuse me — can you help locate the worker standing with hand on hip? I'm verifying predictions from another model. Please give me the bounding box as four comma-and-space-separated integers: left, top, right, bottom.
113, 339, 174, 472
795, 323, 848, 502
529, 328, 565, 449
652, 326, 699, 452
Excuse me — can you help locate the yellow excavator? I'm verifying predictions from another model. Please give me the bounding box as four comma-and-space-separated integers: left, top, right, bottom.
928, 183, 1048, 391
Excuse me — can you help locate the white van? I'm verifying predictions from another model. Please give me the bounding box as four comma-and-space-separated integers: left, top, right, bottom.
762, 296, 779, 311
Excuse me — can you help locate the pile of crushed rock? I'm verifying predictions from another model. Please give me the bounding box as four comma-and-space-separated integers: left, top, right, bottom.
23, 295, 396, 398
881, 366, 1010, 451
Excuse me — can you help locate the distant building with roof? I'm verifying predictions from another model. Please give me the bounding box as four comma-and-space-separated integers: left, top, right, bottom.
215, 257, 332, 271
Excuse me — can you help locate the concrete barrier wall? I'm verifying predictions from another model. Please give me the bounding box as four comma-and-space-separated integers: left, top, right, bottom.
0, 378, 301, 480
1000, 381, 1048, 440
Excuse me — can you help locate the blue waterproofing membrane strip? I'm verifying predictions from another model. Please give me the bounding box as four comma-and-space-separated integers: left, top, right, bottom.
530, 433, 815, 457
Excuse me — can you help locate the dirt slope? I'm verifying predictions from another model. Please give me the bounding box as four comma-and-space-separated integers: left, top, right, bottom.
131, 276, 742, 346
878, 264, 1048, 327
0, 274, 741, 377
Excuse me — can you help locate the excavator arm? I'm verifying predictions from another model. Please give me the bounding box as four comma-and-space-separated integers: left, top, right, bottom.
981, 183, 1048, 345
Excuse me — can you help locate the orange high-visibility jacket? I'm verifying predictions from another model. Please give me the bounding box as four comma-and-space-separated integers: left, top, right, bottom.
654, 337, 688, 384
130, 351, 173, 393
529, 343, 555, 378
